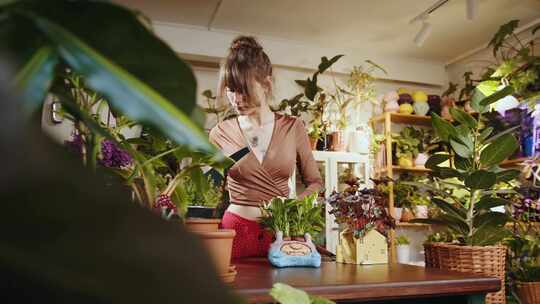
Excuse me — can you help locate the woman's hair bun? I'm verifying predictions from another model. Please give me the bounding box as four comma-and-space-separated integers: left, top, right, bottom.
230, 36, 263, 51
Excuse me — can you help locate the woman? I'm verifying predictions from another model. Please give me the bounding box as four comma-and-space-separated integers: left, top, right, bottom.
209, 36, 323, 258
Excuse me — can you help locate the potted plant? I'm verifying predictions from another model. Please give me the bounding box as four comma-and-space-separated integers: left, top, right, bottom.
415, 128, 440, 167
259, 193, 324, 268
396, 235, 411, 264
407, 100, 520, 303
328, 178, 395, 264
506, 222, 540, 304
259, 193, 324, 241
392, 127, 421, 168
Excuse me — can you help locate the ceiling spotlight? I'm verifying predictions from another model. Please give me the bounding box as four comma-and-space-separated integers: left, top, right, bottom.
466, 0, 478, 20
414, 20, 432, 47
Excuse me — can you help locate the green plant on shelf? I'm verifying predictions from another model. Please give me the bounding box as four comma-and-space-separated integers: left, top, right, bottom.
393, 126, 422, 167
396, 235, 410, 246
259, 193, 324, 238
506, 222, 540, 284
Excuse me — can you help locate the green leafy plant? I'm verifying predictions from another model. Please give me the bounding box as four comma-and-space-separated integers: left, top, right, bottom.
393, 127, 422, 161
506, 222, 540, 283
396, 235, 410, 246
486, 19, 540, 108
200, 89, 236, 125
259, 193, 324, 238
270, 283, 335, 304
2, 1, 231, 216
182, 175, 223, 209
406, 99, 520, 245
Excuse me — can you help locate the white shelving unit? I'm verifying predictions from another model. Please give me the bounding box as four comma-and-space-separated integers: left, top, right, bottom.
312, 151, 371, 254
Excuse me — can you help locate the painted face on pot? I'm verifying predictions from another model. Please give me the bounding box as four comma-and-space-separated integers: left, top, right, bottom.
280, 242, 312, 256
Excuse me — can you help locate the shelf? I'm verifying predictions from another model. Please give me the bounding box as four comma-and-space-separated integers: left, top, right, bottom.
370, 113, 432, 127
376, 165, 432, 174
396, 222, 433, 228
500, 157, 531, 167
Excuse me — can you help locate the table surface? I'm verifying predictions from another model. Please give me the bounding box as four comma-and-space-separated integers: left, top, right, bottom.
232, 258, 500, 303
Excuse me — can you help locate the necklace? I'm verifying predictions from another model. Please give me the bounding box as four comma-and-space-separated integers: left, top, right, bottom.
249, 135, 259, 147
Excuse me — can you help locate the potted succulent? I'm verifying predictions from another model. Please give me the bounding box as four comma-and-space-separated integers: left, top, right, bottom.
396, 235, 411, 264
407, 99, 520, 303
392, 127, 421, 168
328, 178, 395, 264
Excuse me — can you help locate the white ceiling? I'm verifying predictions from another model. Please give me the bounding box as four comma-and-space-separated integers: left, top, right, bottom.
115, 0, 540, 62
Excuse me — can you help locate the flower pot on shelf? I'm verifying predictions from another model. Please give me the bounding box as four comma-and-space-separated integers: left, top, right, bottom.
398, 155, 414, 168
424, 243, 506, 304
414, 205, 428, 219
400, 208, 415, 222
516, 281, 540, 304
392, 207, 403, 222
396, 245, 411, 264
414, 153, 429, 167
329, 131, 345, 151
384, 99, 399, 113
309, 137, 318, 150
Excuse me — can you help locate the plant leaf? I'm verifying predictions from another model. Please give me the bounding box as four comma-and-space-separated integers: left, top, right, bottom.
480, 85, 514, 106
479, 127, 494, 142
14, 45, 59, 113
24, 1, 198, 115
425, 154, 450, 170
472, 226, 511, 246
318, 55, 344, 74
32, 14, 217, 154
465, 170, 496, 189
431, 197, 467, 219
450, 108, 476, 129
473, 211, 509, 229
496, 169, 520, 182
365, 59, 387, 75
480, 134, 518, 167
475, 196, 510, 211
270, 283, 311, 304
488, 19, 520, 57
450, 139, 472, 158
431, 113, 458, 142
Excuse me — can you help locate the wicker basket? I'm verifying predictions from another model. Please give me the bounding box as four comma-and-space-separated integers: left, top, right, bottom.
516, 281, 540, 304
424, 243, 506, 304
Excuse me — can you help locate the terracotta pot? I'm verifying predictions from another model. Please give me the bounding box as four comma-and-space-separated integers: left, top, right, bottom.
185, 218, 221, 232
400, 208, 415, 222
196, 229, 236, 275
516, 281, 540, 304
329, 131, 345, 151
309, 137, 318, 150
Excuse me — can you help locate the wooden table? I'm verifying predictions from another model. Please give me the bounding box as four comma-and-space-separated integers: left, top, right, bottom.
232, 259, 500, 303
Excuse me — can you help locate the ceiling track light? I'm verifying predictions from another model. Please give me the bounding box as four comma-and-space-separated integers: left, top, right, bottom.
466, 0, 478, 20
414, 19, 433, 47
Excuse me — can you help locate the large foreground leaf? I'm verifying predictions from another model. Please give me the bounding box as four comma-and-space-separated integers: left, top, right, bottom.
31, 14, 216, 154
14, 45, 58, 113
22, 0, 197, 115
480, 134, 518, 168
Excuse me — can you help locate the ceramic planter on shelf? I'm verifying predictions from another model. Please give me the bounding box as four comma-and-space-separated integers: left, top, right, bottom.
414, 205, 428, 219
398, 155, 414, 167
384, 99, 399, 113
392, 207, 403, 222
399, 103, 414, 115
309, 137, 318, 150
396, 245, 411, 264
400, 208, 415, 222
414, 153, 429, 167
413, 101, 429, 116
329, 131, 346, 151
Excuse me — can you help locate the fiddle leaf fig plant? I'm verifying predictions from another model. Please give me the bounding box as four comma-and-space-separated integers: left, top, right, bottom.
408, 99, 520, 245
